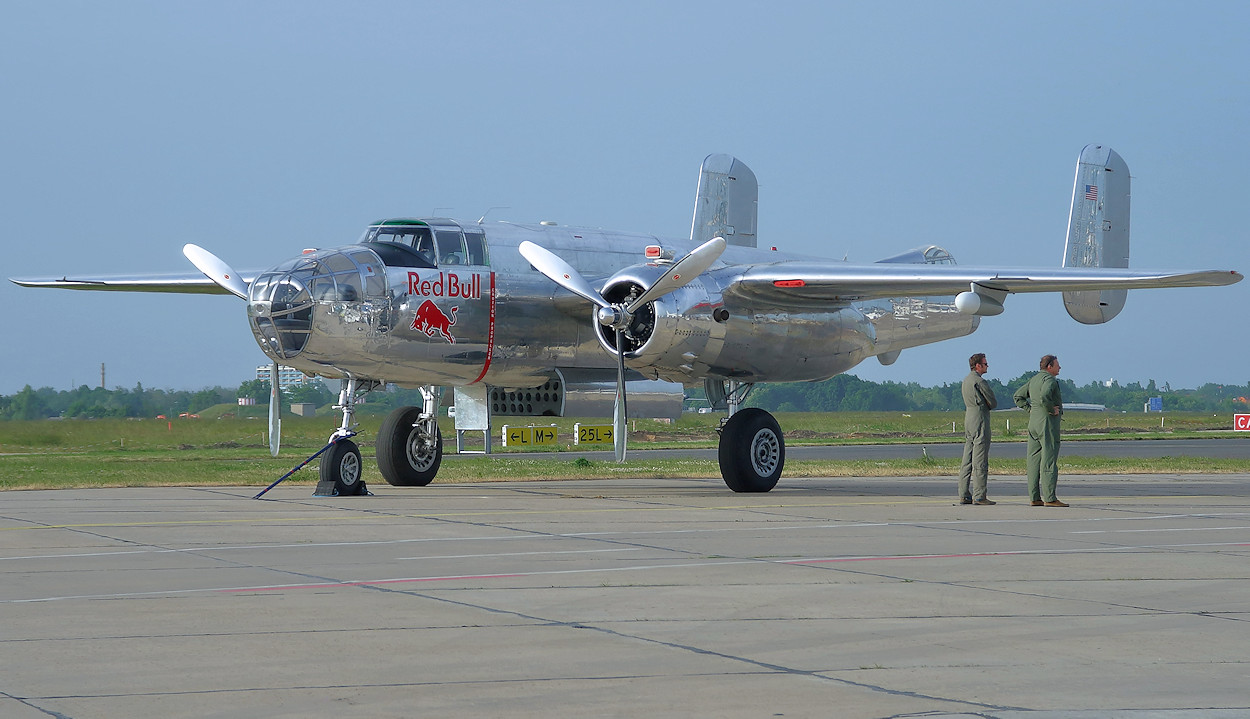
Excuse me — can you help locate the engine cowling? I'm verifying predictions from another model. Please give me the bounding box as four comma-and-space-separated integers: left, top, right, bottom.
594, 264, 721, 383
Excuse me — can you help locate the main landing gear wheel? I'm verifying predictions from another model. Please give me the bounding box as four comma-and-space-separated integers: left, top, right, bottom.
320, 438, 366, 495
718, 408, 784, 493
376, 406, 443, 487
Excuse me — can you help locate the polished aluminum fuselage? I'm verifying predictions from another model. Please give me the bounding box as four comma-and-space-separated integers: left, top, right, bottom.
249, 220, 977, 389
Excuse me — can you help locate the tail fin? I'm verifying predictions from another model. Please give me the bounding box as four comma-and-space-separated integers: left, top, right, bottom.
1062, 144, 1130, 324
690, 154, 758, 248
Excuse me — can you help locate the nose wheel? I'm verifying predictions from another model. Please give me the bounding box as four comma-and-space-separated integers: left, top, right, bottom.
320, 438, 364, 495
314, 377, 374, 496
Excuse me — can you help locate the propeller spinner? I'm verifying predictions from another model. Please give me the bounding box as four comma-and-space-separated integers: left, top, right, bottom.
519, 236, 726, 462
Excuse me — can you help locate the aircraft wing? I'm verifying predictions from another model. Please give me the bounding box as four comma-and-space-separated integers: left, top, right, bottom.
723, 262, 1242, 306
9, 271, 254, 295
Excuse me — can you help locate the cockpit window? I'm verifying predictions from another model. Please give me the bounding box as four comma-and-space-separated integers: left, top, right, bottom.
359, 224, 433, 248
463, 229, 488, 265
359, 225, 433, 267
358, 219, 490, 268
435, 229, 467, 266
359, 224, 436, 267
923, 247, 955, 265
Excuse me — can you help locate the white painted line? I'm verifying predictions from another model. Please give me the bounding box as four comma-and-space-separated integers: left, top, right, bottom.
1070, 526, 1250, 534
395, 548, 643, 560
6, 539, 1250, 604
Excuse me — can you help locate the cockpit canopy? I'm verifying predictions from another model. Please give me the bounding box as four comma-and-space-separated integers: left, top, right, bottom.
358, 218, 489, 268
875, 245, 956, 265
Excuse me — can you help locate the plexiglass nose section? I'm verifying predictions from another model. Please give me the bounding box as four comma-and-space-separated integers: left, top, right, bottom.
248, 247, 390, 362
249, 259, 316, 360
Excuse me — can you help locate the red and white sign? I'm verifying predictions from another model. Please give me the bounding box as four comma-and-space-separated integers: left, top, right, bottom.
1235, 414, 1250, 431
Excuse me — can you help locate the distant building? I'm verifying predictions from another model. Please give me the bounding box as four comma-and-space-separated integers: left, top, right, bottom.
255, 365, 314, 388
291, 403, 316, 417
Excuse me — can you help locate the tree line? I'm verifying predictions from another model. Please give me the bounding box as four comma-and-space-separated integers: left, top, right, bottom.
0, 380, 441, 421
0, 381, 325, 421
2, 374, 1248, 421
742, 373, 1250, 414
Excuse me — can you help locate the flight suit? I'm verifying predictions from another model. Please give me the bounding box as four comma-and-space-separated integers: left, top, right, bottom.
1013, 372, 1063, 503
958, 371, 997, 502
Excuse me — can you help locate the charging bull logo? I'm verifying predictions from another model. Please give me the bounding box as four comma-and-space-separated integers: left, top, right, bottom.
412, 300, 458, 343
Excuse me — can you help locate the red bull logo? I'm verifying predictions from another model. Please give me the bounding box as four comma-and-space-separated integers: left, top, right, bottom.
412, 300, 458, 343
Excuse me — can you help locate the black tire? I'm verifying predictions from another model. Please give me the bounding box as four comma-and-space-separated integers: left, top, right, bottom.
376, 406, 442, 487
320, 438, 365, 495
717, 408, 784, 493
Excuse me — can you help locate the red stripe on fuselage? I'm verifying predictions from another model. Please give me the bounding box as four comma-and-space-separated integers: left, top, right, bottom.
470, 272, 496, 384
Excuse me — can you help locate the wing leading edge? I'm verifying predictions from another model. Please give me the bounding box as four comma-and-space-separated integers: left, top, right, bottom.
9, 272, 253, 295
724, 261, 1242, 307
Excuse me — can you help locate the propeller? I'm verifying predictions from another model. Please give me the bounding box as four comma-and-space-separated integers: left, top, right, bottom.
183, 243, 283, 455
612, 326, 627, 461
183, 243, 248, 299
519, 236, 727, 462
269, 361, 282, 457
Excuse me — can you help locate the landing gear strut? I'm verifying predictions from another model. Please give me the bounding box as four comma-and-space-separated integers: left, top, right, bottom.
316, 377, 377, 496
376, 385, 443, 487
705, 378, 754, 417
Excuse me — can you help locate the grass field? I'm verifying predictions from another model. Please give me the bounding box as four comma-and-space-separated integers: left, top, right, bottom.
1, 411, 1245, 491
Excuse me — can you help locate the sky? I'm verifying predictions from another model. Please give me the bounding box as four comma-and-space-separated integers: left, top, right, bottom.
2, 0, 1247, 396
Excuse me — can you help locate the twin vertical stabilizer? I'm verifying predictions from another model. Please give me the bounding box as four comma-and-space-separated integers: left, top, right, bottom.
1062, 144, 1130, 324
690, 154, 758, 248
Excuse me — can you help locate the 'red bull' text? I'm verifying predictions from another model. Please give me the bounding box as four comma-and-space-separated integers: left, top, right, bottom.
407, 271, 482, 300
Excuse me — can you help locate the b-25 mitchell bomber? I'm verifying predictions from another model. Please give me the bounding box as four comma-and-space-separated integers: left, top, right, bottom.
12, 146, 1241, 494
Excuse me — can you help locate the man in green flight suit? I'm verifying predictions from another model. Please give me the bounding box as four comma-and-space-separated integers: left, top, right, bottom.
958, 352, 997, 505
1013, 354, 1068, 507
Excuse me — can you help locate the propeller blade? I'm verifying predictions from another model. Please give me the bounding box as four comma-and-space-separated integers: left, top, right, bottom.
626, 236, 726, 313
268, 362, 281, 457
183, 244, 248, 299
613, 331, 627, 463
518, 241, 611, 309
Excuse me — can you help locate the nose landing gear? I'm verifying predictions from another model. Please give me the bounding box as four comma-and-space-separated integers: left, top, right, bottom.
312, 377, 377, 497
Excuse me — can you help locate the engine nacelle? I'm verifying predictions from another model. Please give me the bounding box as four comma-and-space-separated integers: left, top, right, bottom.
595, 264, 880, 384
